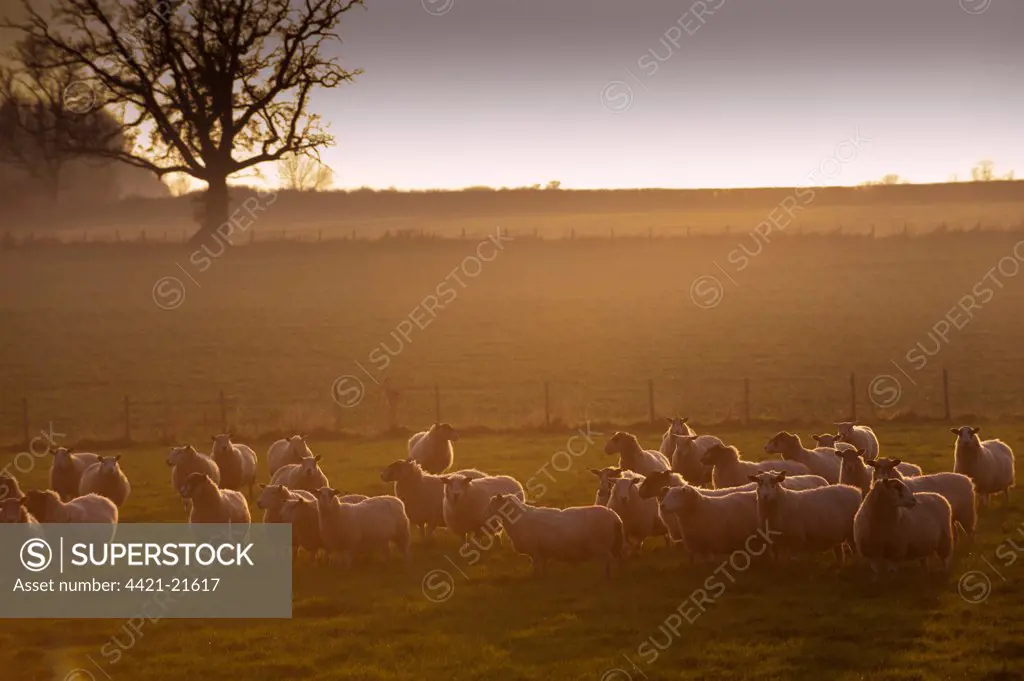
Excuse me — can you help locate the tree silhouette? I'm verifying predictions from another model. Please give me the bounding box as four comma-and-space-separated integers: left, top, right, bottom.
971, 160, 995, 182
4, 0, 364, 243
277, 151, 334, 191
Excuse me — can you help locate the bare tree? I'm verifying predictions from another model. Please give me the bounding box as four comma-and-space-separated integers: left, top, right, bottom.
971, 159, 996, 182
4, 0, 364, 243
163, 172, 192, 196
277, 152, 334, 191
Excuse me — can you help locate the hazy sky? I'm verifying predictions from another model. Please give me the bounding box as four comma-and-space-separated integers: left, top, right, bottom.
3, 0, 1022, 189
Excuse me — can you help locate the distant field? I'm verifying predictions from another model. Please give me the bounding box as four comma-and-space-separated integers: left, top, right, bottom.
2, 423, 1024, 681
3, 231, 1024, 445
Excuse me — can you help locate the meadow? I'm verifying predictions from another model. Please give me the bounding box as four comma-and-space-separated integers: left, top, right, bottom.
2, 423, 1024, 681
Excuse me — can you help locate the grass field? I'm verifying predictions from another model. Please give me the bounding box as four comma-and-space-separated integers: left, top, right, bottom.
2, 422, 1024, 681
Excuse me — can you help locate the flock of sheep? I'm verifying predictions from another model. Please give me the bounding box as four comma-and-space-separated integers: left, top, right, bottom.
0, 419, 1015, 577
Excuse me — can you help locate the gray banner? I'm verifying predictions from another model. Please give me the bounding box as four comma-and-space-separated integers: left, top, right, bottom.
0, 523, 292, 618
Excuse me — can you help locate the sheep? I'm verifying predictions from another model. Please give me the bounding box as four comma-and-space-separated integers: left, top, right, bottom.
867, 457, 976, 538
670, 433, 722, 486
380, 459, 486, 542
79, 455, 131, 507
589, 466, 635, 506
179, 472, 250, 526
257, 483, 316, 524
0, 496, 40, 525
210, 434, 258, 498
750, 471, 862, 561
701, 443, 811, 489
811, 433, 855, 452
764, 431, 841, 484
951, 425, 1015, 504
656, 485, 761, 560
270, 455, 329, 493
659, 416, 695, 458
407, 423, 459, 474
632, 469, 687, 541
835, 422, 880, 461
854, 478, 953, 574
483, 493, 625, 577
22, 489, 118, 527
49, 447, 101, 501
835, 449, 922, 494
315, 487, 411, 567
276, 497, 324, 561
267, 434, 314, 477
166, 445, 221, 515
442, 473, 525, 542
608, 475, 667, 552
604, 432, 671, 476
0, 472, 23, 501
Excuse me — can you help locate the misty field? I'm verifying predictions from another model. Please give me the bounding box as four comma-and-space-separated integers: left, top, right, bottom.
2, 423, 1024, 681
3, 231, 1024, 445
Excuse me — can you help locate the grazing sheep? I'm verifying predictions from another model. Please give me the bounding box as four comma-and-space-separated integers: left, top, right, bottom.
270, 455, 330, 493
604, 432, 671, 476
812, 433, 855, 452
79, 455, 131, 507
590, 466, 633, 506
22, 489, 118, 527
608, 475, 667, 552
659, 416, 695, 458
179, 472, 250, 526
656, 485, 760, 560
836, 449, 921, 494
951, 425, 1015, 504
380, 459, 486, 542
0, 472, 23, 501
0, 497, 40, 525
408, 423, 459, 474
764, 431, 841, 484
701, 443, 811, 489
483, 493, 625, 577
835, 422, 880, 461
750, 471, 862, 561
867, 457, 975, 537
854, 478, 953, 574
49, 447, 101, 501
267, 434, 314, 477
442, 473, 525, 542
670, 433, 722, 486
210, 434, 257, 498
315, 487, 411, 567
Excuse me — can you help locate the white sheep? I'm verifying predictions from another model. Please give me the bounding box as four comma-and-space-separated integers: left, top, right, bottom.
49, 447, 101, 501
750, 471, 862, 561
179, 472, 250, 526
764, 431, 841, 484
276, 496, 324, 561
608, 475, 667, 552
483, 493, 625, 577
315, 487, 411, 567
604, 432, 671, 476
854, 478, 953, 574
0, 472, 24, 501
79, 455, 131, 507
408, 423, 459, 474
210, 434, 257, 498
701, 443, 811, 489
166, 445, 221, 515
656, 485, 760, 560
670, 433, 722, 486
835, 422, 880, 461
0, 496, 40, 525
257, 483, 316, 524
951, 425, 1015, 504
442, 473, 525, 542
867, 457, 976, 537
811, 433, 855, 452
267, 435, 314, 477
380, 459, 486, 542
632, 469, 687, 542
589, 466, 634, 506
22, 489, 118, 527
269, 455, 329, 493
659, 416, 694, 458
835, 448, 921, 495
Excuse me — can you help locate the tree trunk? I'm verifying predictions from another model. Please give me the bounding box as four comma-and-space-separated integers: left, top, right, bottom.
188, 173, 230, 246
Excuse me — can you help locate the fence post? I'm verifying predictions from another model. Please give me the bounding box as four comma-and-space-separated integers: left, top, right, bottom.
743, 378, 750, 426
434, 384, 441, 423
849, 373, 857, 422
219, 390, 227, 433
942, 368, 951, 422
544, 382, 551, 428
648, 379, 655, 424
21, 397, 29, 447
123, 395, 131, 442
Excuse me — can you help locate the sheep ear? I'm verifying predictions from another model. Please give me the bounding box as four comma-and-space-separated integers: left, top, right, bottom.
609, 469, 623, 478
589, 469, 601, 476
211, 435, 217, 441
680, 416, 689, 424
891, 458, 901, 466
259, 483, 267, 489
630, 477, 641, 486
971, 427, 981, 435
866, 460, 878, 468
315, 455, 322, 462
664, 417, 674, 425
950, 428, 959, 435
748, 475, 759, 483
774, 472, 786, 482
114, 454, 122, 462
